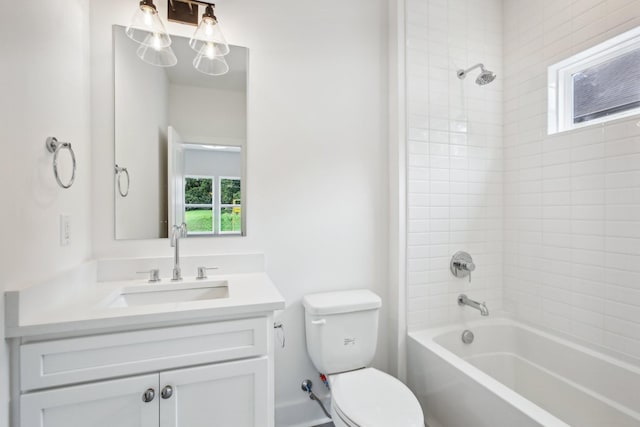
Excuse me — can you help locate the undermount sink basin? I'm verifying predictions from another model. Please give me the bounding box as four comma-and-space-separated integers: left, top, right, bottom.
107, 280, 229, 308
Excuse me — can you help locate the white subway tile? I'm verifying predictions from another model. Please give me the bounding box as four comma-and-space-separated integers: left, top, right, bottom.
606, 205, 640, 221
606, 221, 640, 239
606, 253, 640, 273
605, 300, 640, 323
604, 316, 640, 341
606, 171, 640, 189
572, 158, 605, 176
607, 151, 640, 173
605, 136, 640, 157
407, 0, 640, 351
572, 142, 605, 162
571, 320, 604, 345
604, 332, 640, 359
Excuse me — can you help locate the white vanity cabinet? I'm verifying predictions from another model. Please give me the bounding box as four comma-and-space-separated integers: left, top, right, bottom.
160, 357, 267, 426
21, 373, 160, 427
15, 317, 273, 427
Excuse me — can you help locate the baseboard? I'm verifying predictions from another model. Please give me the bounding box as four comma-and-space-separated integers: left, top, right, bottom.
275, 396, 332, 427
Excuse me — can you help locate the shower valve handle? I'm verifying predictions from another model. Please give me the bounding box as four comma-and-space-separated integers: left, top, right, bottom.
450, 252, 475, 283
454, 261, 475, 282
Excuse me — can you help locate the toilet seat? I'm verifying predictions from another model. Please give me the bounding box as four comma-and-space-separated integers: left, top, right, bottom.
329, 368, 424, 427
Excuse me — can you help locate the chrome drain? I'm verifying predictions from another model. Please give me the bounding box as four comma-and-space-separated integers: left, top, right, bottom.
462, 329, 474, 344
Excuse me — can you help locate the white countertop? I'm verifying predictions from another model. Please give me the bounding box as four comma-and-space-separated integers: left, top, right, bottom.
6, 271, 285, 339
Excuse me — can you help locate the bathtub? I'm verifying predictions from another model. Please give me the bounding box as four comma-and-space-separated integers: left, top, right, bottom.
407, 318, 640, 427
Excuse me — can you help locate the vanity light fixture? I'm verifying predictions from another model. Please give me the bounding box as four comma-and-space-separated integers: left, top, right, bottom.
127, 0, 230, 75
189, 4, 230, 56
126, 0, 176, 67
126, 0, 172, 48
136, 36, 178, 67
193, 42, 229, 75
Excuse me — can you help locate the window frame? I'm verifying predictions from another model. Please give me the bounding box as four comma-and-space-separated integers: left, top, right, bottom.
184, 175, 215, 236
218, 175, 242, 235
548, 26, 640, 134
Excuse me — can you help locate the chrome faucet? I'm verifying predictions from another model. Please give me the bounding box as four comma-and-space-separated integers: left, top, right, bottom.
458, 294, 489, 316
170, 223, 187, 281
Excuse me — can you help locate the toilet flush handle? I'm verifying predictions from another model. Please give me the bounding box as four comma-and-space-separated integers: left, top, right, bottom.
311, 319, 326, 325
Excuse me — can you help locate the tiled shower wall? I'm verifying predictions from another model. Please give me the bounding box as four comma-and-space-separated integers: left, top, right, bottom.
406, 0, 640, 360
406, 0, 504, 330
503, 0, 640, 359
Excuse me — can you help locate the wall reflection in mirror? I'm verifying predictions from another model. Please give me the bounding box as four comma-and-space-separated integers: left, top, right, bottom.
113, 25, 247, 239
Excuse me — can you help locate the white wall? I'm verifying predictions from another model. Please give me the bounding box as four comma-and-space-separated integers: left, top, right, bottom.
114, 28, 170, 239
184, 150, 241, 177
503, 0, 640, 360
169, 84, 246, 140
0, 1, 92, 425
405, 0, 504, 330
90, 0, 389, 424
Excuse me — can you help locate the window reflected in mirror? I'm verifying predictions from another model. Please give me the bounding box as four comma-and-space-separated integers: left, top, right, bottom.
184, 174, 241, 235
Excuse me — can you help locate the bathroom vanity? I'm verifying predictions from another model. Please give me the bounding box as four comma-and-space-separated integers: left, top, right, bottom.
5, 256, 284, 427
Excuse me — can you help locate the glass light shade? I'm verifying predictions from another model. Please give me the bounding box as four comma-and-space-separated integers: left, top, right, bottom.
126, 2, 171, 48
136, 35, 177, 67
193, 43, 229, 75
189, 16, 230, 56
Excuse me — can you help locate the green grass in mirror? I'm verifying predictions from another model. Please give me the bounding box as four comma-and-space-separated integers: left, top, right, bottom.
221, 210, 241, 232
185, 209, 213, 232
185, 209, 241, 233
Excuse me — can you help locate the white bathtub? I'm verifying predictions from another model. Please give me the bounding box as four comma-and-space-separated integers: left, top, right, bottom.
407, 318, 640, 427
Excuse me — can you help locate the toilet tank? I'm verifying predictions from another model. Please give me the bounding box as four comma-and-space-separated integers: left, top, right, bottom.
303, 289, 382, 374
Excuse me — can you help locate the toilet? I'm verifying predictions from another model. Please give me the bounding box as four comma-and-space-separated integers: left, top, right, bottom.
303, 289, 424, 427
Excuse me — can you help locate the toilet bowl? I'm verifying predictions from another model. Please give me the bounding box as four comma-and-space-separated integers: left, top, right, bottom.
302, 289, 424, 427
329, 368, 424, 427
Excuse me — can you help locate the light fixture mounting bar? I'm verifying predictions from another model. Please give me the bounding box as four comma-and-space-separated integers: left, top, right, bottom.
174, 0, 216, 8
168, 0, 217, 25
169, 0, 194, 13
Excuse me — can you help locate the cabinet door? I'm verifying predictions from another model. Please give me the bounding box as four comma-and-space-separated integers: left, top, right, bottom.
21, 374, 159, 427
160, 357, 268, 427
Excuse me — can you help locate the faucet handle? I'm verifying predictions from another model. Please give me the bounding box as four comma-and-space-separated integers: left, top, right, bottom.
464, 262, 475, 282
450, 251, 475, 282
197, 266, 219, 280
137, 269, 161, 283
453, 260, 475, 271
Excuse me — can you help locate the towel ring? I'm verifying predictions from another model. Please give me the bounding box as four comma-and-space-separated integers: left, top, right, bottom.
115, 164, 130, 197
46, 137, 76, 189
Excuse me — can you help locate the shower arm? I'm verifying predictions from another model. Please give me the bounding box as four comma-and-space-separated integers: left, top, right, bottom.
457, 63, 485, 79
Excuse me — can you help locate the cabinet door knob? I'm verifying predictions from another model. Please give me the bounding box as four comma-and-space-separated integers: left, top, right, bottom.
161, 385, 173, 399
142, 388, 155, 403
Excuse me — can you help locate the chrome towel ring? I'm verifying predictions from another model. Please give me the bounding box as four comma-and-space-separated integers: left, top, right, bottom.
46, 137, 76, 189
115, 164, 130, 197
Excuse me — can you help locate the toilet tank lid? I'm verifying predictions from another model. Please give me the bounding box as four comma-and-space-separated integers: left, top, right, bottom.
303, 289, 381, 315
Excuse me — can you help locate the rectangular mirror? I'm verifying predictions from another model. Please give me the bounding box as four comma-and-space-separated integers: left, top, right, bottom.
113, 25, 247, 240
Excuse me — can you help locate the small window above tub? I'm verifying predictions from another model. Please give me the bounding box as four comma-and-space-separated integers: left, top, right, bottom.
548, 26, 640, 134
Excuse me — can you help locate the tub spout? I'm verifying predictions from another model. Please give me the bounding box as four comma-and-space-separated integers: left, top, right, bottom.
458, 294, 489, 316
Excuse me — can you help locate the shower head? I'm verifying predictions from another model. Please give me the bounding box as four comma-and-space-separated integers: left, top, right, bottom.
475, 69, 496, 85
457, 63, 496, 86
